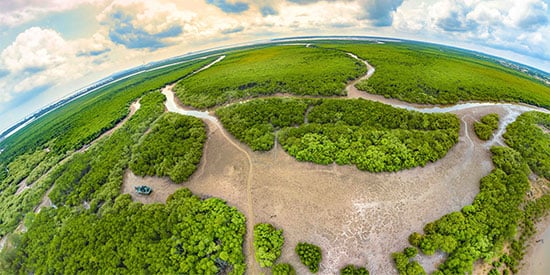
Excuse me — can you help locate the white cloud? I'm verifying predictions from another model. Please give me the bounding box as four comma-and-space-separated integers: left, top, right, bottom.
1, 27, 72, 73
0, 27, 114, 103
393, 0, 550, 60
0, 0, 104, 27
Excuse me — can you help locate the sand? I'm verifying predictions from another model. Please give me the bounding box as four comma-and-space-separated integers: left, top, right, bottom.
120, 90, 526, 274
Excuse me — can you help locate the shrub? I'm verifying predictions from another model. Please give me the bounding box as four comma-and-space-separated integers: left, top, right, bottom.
272, 263, 296, 275
295, 242, 322, 273
253, 223, 284, 267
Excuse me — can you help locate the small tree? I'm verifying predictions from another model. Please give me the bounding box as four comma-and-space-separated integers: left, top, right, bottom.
295, 242, 322, 273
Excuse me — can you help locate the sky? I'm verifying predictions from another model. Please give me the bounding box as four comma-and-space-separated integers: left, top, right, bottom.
0, 0, 549, 132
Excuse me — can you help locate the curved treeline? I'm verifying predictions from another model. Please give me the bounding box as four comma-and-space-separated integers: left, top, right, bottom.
216, 98, 312, 151
400, 146, 531, 274
48, 92, 166, 209
174, 46, 366, 108
3, 189, 246, 274
0, 57, 216, 165
130, 113, 206, 183
0, 92, 165, 236
397, 111, 550, 274
504, 111, 550, 179
474, 113, 499, 140
218, 98, 459, 172
320, 42, 550, 108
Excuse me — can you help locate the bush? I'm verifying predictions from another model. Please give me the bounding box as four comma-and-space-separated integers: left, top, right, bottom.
272, 263, 296, 275
130, 113, 207, 183
253, 223, 284, 267
295, 242, 322, 273
341, 264, 369, 275
474, 113, 499, 140
404, 247, 418, 258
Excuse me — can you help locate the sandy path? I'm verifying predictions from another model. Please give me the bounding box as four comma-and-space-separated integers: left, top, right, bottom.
119, 54, 550, 274
125, 85, 500, 274
77, 99, 141, 153
130, 85, 261, 274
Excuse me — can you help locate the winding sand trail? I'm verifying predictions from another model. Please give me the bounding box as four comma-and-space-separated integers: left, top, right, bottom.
33, 99, 142, 214
159, 86, 260, 274
119, 52, 550, 274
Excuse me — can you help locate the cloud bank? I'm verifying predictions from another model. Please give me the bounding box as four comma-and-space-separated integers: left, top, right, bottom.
0, 0, 548, 131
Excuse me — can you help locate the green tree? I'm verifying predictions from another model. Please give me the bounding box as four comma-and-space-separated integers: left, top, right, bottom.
253, 223, 284, 267
296, 242, 322, 273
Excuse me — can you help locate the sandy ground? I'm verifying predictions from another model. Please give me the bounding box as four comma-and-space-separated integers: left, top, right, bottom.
121, 107, 496, 274
120, 83, 538, 274
14, 53, 546, 274
520, 215, 550, 275
120, 54, 550, 274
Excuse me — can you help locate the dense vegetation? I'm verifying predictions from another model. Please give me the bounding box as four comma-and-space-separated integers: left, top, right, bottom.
295, 242, 322, 273
394, 110, 550, 274
218, 98, 460, 172
272, 263, 296, 275
0, 150, 63, 236
253, 223, 284, 267
0, 58, 215, 236
175, 45, 366, 108
47, 92, 165, 209
216, 98, 311, 150
130, 113, 206, 183
0, 57, 215, 164
474, 113, 500, 140
1, 91, 166, 236
341, 264, 370, 275
400, 146, 531, 274
504, 111, 550, 179
281, 99, 459, 172
320, 42, 550, 108
391, 247, 425, 275
2, 188, 246, 274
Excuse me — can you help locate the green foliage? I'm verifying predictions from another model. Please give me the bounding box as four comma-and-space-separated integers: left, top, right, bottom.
340, 264, 369, 275
130, 113, 206, 182
474, 113, 499, 140
322, 42, 550, 108
504, 111, 550, 179
253, 223, 284, 267
295, 242, 322, 273
48, 92, 166, 208
272, 263, 296, 275
408, 232, 422, 247
0, 58, 214, 235
404, 247, 418, 258
175, 45, 366, 108
0, 57, 214, 165
280, 99, 459, 172
216, 98, 311, 150
0, 233, 21, 271
6, 188, 246, 274
218, 98, 459, 172
402, 146, 532, 274
392, 248, 426, 275
0, 150, 65, 236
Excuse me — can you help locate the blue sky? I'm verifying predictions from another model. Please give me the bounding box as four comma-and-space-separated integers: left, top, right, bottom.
0, 0, 549, 132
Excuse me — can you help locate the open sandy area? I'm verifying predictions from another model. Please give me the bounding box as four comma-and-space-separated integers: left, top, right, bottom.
118, 55, 549, 274
120, 88, 529, 274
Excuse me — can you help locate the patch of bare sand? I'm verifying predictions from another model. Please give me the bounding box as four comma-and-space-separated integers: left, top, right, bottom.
120, 104, 507, 274
520, 215, 550, 275
121, 120, 248, 206
15, 178, 29, 195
